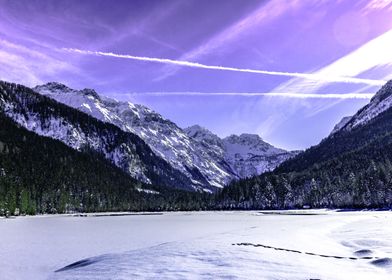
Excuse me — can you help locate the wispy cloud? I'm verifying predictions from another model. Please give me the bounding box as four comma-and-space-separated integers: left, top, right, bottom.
362, 0, 392, 12
273, 29, 392, 94
123, 92, 374, 99
0, 39, 76, 85
265, 28, 392, 119
245, 28, 392, 140
153, 0, 326, 81
63, 48, 386, 86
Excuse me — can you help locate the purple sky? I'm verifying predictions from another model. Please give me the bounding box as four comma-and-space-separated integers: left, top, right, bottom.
1, 0, 392, 150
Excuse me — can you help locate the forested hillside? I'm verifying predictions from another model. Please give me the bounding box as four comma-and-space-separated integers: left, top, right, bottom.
217, 82, 392, 209
0, 114, 211, 216
0, 81, 195, 191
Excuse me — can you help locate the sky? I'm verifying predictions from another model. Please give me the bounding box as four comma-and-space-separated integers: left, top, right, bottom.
1, 0, 392, 150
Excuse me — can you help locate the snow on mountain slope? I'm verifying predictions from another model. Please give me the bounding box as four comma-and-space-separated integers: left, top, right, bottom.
34, 82, 296, 187
0, 81, 194, 190
184, 125, 226, 162
0, 82, 148, 183
223, 134, 296, 178
34, 83, 231, 190
330, 116, 352, 135
185, 126, 297, 179
333, 80, 392, 134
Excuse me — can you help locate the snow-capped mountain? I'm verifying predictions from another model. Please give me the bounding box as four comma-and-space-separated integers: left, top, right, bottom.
332, 80, 392, 134
185, 126, 297, 178
33, 82, 296, 188
0, 81, 193, 191
223, 134, 296, 178
184, 125, 226, 162
34, 82, 231, 190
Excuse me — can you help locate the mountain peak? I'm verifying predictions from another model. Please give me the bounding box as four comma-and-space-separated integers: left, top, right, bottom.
80, 88, 100, 100
185, 125, 212, 136
370, 79, 392, 104
224, 133, 264, 144
239, 133, 263, 141
184, 125, 222, 146
333, 80, 392, 132
35, 82, 72, 93
330, 116, 352, 135
34, 82, 101, 100
186, 124, 205, 131
223, 133, 281, 154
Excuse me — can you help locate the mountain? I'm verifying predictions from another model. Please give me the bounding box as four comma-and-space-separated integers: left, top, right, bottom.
0, 112, 210, 216
4, 79, 392, 213
34, 82, 295, 189
222, 133, 297, 178
333, 80, 392, 133
330, 116, 351, 135
34, 82, 232, 190
185, 125, 297, 178
217, 80, 392, 209
0, 81, 194, 191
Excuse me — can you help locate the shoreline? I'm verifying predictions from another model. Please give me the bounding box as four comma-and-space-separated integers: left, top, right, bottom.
2, 208, 391, 220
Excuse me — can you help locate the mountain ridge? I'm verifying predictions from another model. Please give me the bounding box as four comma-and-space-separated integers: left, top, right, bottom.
0, 111, 209, 215
34, 82, 296, 188
333, 80, 392, 133
218, 80, 392, 209
0, 81, 195, 191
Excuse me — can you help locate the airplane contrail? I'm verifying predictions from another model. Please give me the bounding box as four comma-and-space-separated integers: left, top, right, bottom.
126, 92, 374, 99
63, 48, 386, 86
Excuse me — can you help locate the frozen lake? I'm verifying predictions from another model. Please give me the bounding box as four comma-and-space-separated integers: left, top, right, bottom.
1, 211, 391, 279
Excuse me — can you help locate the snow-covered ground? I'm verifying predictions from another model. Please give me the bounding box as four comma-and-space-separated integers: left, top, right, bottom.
1, 211, 391, 279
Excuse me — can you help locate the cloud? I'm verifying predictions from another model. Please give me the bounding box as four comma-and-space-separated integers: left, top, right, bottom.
153, 0, 328, 81
273, 29, 392, 94
241, 28, 392, 144
120, 91, 374, 99
63, 48, 386, 86
362, 0, 392, 13
0, 39, 76, 85
265, 28, 392, 118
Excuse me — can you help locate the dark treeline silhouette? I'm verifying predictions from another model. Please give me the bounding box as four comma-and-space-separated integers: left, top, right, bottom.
0, 114, 212, 216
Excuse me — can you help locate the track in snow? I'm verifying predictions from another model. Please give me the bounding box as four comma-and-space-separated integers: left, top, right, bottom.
233, 242, 389, 263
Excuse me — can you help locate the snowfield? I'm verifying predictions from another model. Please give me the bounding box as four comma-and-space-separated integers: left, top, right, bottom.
1, 211, 391, 279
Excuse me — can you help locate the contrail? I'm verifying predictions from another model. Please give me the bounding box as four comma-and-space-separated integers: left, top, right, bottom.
63, 48, 386, 86
126, 92, 374, 99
